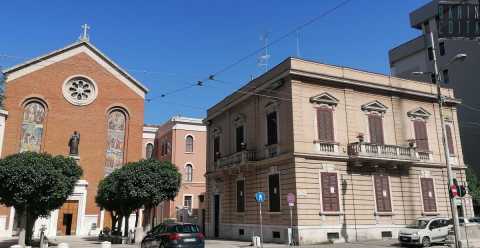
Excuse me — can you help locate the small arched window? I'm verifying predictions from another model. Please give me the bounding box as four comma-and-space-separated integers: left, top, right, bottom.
185, 164, 193, 182
20, 101, 46, 152
146, 143, 154, 159
185, 135, 194, 153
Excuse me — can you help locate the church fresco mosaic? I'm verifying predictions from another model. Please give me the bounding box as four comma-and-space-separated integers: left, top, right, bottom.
105, 110, 126, 175
20, 102, 46, 152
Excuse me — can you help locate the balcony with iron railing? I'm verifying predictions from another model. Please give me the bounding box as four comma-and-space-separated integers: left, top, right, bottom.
347, 142, 432, 164
215, 150, 256, 168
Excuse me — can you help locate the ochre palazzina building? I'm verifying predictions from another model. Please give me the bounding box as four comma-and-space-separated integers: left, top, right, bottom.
0, 39, 147, 237
205, 58, 474, 245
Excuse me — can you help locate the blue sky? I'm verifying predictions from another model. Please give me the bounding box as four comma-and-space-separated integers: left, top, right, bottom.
0, 0, 430, 124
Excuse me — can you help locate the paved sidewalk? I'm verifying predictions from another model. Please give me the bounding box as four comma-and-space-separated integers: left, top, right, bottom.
0, 237, 450, 248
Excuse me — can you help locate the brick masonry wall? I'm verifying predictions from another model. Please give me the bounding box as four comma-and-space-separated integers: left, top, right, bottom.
0, 52, 144, 217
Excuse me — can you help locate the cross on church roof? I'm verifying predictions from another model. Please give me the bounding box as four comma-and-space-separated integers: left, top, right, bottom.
79, 24, 90, 42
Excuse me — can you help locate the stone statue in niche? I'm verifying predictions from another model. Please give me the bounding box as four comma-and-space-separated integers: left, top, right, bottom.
68, 131, 80, 156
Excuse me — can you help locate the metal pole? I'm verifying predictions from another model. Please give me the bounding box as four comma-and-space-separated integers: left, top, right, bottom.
429, 31, 461, 248
289, 206, 293, 247
259, 202, 264, 248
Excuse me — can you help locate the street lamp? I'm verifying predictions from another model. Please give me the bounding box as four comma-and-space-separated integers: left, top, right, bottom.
413, 47, 467, 248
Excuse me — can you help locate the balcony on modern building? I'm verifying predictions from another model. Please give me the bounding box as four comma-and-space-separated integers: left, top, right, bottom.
215, 150, 256, 168
347, 142, 432, 165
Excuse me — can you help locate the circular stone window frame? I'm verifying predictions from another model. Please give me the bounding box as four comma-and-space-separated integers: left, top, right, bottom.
62, 75, 99, 106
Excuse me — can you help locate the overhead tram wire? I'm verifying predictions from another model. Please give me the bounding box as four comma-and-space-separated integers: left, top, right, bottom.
205, 0, 354, 81
0, 53, 203, 103
1, 0, 354, 103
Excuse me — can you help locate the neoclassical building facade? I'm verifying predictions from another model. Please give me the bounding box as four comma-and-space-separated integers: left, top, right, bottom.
205, 58, 474, 245
0, 40, 147, 237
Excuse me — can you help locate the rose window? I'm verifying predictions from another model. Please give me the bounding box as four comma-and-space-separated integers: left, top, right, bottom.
62, 76, 98, 106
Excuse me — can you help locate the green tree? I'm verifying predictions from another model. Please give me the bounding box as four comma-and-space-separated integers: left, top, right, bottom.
466, 166, 480, 214
96, 159, 181, 237
0, 152, 82, 246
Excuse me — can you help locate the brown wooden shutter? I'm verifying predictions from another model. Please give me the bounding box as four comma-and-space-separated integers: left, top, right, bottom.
374, 175, 392, 212
368, 115, 384, 144
446, 125, 455, 155
317, 108, 334, 142
421, 178, 437, 212
414, 120, 429, 151
321, 172, 339, 212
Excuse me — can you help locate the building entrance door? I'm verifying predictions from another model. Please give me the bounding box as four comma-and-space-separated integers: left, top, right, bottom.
214, 194, 220, 237
57, 200, 78, 236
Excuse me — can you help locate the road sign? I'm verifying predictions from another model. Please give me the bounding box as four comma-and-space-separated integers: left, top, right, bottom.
255, 192, 265, 203
287, 193, 295, 207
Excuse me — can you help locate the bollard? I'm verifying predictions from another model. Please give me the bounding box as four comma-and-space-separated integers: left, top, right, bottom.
101, 241, 111, 248
58, 243, 69, 248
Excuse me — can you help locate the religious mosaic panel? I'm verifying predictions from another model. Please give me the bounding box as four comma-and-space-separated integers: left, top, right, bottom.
20, 102, 46, 152
105, 110, 126, 175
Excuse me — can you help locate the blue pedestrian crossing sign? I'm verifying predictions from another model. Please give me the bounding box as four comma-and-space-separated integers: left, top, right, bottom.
255, 192, 265, 203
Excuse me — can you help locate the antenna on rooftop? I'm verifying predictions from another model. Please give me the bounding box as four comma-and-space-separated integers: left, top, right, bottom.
296, 30, 301, 58
257, 31, 271, 72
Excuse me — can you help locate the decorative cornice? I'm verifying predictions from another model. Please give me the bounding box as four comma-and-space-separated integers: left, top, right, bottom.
361, 100, 388, 113
310, 92, 339, 106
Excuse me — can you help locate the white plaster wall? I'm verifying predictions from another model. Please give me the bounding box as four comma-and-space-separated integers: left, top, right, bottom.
0, 215, 7, 237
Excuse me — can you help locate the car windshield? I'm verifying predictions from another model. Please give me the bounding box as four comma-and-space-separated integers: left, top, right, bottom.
168, 224, 200, 233
407, 220, 429, 229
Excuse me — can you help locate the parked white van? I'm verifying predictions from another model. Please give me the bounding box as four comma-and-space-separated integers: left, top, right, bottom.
398, 217, 450, 247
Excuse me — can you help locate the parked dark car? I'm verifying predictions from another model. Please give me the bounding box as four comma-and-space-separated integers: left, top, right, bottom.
141, 223, 204, 248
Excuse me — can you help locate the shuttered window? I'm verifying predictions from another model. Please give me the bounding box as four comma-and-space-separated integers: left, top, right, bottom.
321, 172, 340, 212
374, 175, 392, 212
267, 112, 278, 145
236, 180, 245, 212
317, 108, 334, 142
414, 120, 429, 151
269, 174, 280, 212
446, 125, 455, 155
421, 178, 437, 212
368, 115, 384, 144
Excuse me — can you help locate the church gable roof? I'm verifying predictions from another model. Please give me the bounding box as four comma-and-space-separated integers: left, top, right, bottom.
2, 41, 148, 98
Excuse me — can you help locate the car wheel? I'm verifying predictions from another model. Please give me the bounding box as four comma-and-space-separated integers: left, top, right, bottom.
422, 237, 431, 247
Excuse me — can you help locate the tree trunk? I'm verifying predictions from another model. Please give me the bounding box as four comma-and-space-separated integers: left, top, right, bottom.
17, 208, 27, 247
151, 206, 156, 230
117, 215, 123, 235
25, 212, 36, 246
124, 213, 130, 237
110, 211, 117, 232
134, 209, 139, 228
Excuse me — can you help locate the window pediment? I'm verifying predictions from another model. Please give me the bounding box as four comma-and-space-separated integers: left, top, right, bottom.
407, 107, 431, 119
310, 93, 339, 106
361, 100, 388, 113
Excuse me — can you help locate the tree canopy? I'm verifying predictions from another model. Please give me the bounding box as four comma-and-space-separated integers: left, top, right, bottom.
466, 166, 480, 213
96, 159, 181, 235
0, 152, 82, 245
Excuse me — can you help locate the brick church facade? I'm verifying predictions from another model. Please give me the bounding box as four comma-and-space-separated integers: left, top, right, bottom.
0, 40, 148, 237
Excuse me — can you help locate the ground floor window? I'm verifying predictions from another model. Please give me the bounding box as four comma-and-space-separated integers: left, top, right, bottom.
184, 195, 193, 211
236, 179, 245, 212
321, 172, 339, 212
374, 175, 392, 212
420, 177, 437, 212
269, 173, 280, 212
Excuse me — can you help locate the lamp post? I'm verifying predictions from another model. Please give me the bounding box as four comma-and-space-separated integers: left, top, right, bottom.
412, 32, 467, 248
